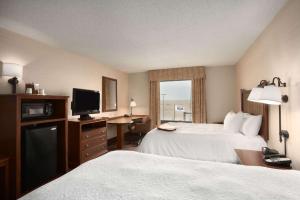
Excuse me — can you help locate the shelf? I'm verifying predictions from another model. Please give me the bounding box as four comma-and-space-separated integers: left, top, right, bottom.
21, 118, 67, 126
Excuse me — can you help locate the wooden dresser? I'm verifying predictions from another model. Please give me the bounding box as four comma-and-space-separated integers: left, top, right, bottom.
68, 118, 108, 169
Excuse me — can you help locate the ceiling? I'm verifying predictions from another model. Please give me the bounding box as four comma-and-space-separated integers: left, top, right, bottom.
0, 0, 287, 73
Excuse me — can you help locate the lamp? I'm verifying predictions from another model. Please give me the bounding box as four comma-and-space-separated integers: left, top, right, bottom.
0, 62, 23, 94
130, 98, 136, 116
248, 77, 289, 156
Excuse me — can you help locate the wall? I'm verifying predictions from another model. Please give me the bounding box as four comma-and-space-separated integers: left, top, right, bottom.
128, 72, 150, 115
206, 66, 236, 123
128, 66, 236, 122
0, 28, 129, 138
236, 0, 300, 169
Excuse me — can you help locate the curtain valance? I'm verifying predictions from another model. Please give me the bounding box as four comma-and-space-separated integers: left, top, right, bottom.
148, 66, 205, 81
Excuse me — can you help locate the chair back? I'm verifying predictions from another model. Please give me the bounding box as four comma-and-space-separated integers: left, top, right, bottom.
129, 116, 151, 134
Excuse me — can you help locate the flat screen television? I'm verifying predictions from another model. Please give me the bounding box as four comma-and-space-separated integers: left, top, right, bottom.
71, 88, 100, 120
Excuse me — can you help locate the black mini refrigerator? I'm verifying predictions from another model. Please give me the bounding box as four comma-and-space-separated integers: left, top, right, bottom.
22, 125, 58, 191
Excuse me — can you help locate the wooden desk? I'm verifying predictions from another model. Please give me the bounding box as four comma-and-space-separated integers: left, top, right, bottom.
108, 116, 143, 149
235, 149, 291, 170
0, 156, 9, 200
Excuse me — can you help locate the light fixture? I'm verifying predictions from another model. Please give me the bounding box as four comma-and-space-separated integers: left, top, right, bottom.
248, 77, 289, 156
0, 62, 23, 94
130, 98, 137, 116
248, 87, 264, 102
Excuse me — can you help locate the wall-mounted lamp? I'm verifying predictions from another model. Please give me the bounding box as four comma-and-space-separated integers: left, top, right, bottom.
0, 62, 23, 94
130, 98, 137, 116
248, 77, 289, 156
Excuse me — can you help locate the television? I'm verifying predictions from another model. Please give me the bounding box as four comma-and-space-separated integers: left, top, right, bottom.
71, 88, 100, 120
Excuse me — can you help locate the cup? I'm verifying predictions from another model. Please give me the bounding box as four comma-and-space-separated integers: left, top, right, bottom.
38, 89, 45, 95
26, 88, 33, 94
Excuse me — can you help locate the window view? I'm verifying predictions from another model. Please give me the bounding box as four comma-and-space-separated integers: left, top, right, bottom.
160, 80, 192, 123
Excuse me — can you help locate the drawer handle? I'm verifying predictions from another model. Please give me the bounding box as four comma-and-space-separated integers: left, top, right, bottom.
101, 131, 104, 134
85, 144, 89, 148
85, 153, 89, 157
85, 135, 89, 138
102, 138, 105, 141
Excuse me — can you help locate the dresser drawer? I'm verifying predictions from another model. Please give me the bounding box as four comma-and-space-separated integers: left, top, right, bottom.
81, 135, 106, 150
81, 144, 107, 162
81, 127, 106, 140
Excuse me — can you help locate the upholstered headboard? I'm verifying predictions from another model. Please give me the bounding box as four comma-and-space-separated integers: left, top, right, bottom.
241, 89, 269, 141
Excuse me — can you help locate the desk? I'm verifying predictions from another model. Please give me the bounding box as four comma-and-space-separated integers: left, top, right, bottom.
235, 149, 291, 170
108, 116, 143, 149
0, 156, 9, 200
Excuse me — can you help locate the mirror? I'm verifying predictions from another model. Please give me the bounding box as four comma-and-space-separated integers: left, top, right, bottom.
102, 76, 117, 112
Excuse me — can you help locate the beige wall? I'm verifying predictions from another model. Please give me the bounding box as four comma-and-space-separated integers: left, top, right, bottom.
206, 66, 236, 123
128, 66, 236, 122
128, 72, 150, 115
236, 0, 300, 169
0, 28, 129, 139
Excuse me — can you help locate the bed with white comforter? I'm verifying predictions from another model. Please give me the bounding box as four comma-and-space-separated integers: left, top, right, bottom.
138, 123, 267, 163
20, 151, 300, 200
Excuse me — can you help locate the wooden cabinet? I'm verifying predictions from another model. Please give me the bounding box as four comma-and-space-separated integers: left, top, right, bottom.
0, 156, 9, 200
68, 119, 108, 169
0, 94, 68, 199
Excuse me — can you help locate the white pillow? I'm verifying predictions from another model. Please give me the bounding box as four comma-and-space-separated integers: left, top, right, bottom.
240, 115, 262, 136
224, 111, 235, 125
238, 111, 251, 119
223, 111, 244, 133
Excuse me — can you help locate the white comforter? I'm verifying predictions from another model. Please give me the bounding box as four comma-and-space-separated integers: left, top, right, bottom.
138, 123, 267, 163
20, 151, 300, 200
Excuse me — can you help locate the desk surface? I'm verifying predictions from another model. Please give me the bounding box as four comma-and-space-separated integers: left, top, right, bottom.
107, 116, 143, 124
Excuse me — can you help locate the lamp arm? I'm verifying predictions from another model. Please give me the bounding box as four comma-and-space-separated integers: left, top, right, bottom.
272, 77, 286, 87
279, 105, 282, 142
258, 80, 269, 87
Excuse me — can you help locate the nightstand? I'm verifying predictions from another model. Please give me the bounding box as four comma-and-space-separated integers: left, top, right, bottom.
235, 149, 291, 170
0, 156, 10, 200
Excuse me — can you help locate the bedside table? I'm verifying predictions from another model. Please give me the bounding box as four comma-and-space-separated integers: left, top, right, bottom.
0, 156, 10, 200
235, 149, 291, 170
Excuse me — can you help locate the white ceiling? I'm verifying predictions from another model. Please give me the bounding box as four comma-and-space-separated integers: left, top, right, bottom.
0, 0, 287, 73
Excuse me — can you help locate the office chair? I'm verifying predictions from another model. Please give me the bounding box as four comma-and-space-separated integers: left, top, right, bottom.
127, 116, 151, 145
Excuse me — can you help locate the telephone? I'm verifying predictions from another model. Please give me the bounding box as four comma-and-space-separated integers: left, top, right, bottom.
262, 147, 292, 168
262, 147, 279, 156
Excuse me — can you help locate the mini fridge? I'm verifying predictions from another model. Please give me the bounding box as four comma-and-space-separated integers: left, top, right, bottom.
22, 125, 58, 191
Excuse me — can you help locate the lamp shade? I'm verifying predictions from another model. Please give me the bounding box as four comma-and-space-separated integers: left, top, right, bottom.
130, 99, 136, 107
0, 63, 23, 79
248, 87, 264, 102
258, 85, 282, 105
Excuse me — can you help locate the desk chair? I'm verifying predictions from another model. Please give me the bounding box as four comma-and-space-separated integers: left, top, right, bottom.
127, 116, 151, 145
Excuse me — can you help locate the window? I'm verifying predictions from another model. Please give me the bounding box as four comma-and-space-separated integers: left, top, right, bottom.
160, 80, 192, 123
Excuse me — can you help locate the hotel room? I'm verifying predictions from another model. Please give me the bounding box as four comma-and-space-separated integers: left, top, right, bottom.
0, 0, 299, 199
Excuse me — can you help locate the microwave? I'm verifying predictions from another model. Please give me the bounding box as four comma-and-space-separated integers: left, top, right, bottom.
22, 102, 53, 120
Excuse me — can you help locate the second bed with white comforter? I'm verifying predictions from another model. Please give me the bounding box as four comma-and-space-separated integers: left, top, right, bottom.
138, 123, 267, 163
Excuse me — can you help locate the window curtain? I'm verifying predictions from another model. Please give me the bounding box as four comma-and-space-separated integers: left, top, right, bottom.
192, 78, 207, 123
148, 66, 206, 127
149, 81, 160, 128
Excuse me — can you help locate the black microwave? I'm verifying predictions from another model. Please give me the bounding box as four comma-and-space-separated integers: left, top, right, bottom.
22, 103, 53, 120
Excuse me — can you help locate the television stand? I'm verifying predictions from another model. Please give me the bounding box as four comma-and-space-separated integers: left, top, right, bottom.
68, 118, 107, 169
79, 114, 94, 120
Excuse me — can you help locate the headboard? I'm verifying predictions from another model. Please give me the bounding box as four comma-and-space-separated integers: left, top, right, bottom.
241, 89, 269, 141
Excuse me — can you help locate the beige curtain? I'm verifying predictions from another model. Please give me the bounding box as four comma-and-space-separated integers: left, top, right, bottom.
148, 66, 206, 126
149, 66, 205, 81
192, 78, 207, 123
149, 81, 160, 128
